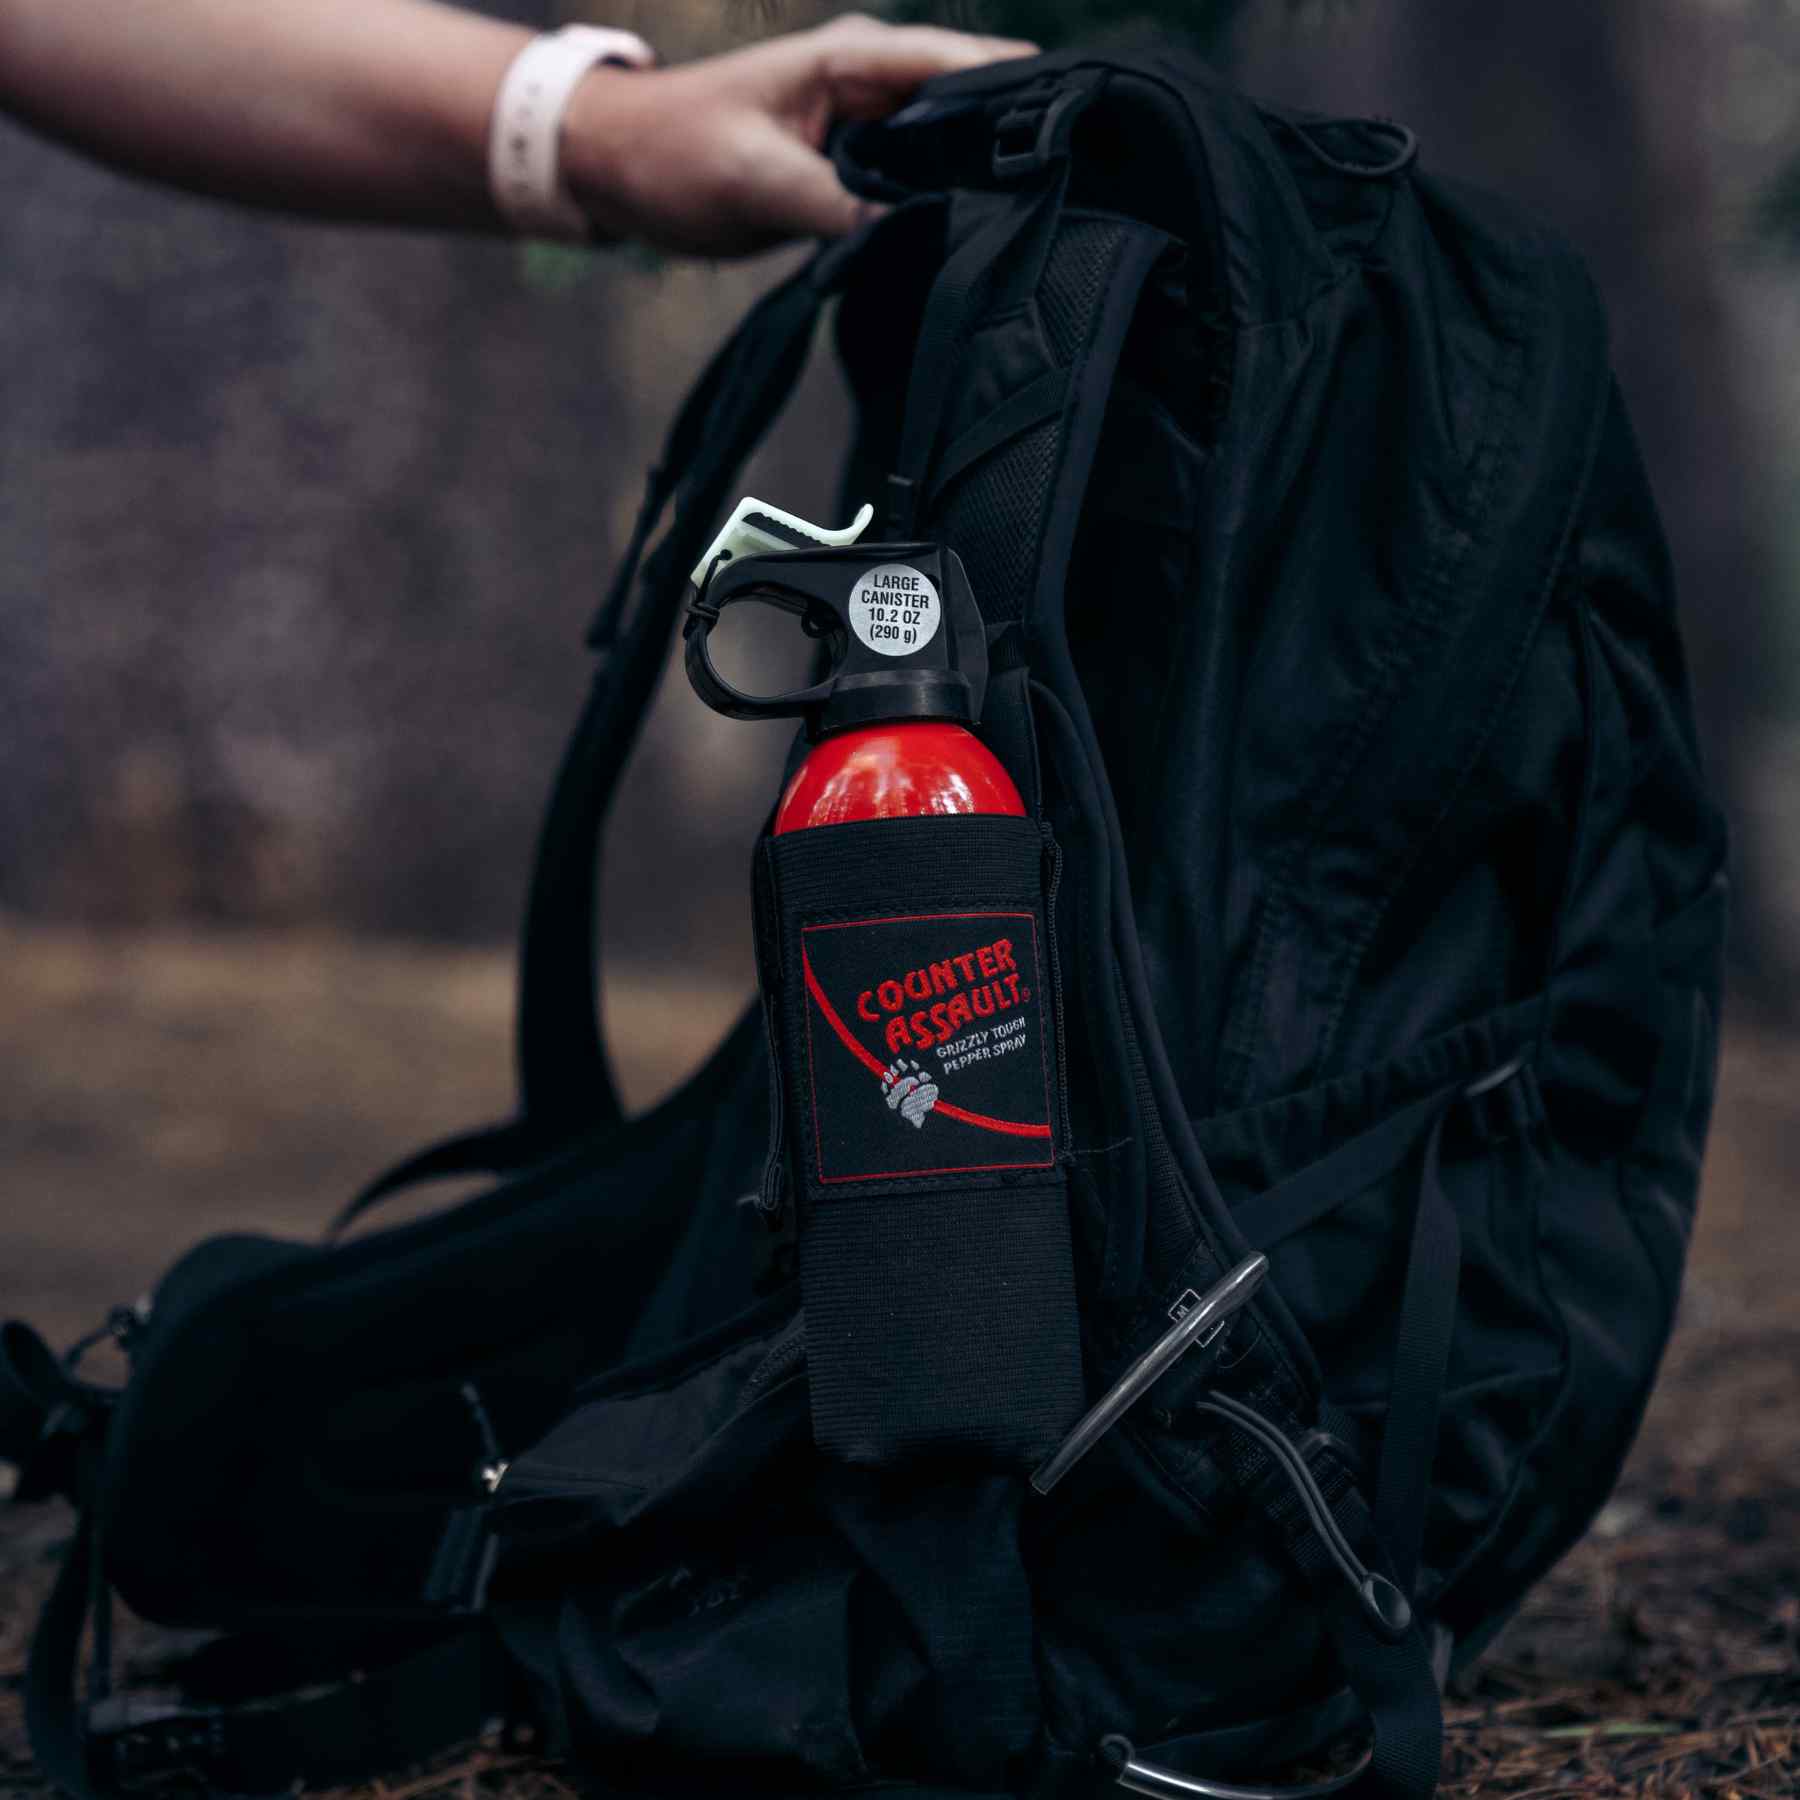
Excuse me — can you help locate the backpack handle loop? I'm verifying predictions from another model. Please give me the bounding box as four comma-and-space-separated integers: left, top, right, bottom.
991, 80, 1090, 181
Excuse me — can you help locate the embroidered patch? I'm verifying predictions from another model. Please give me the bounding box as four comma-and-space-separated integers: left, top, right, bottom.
799, 910, 1056, 1185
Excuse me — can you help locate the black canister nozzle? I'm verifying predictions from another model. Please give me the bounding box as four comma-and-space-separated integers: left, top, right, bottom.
682, 498, 988, 738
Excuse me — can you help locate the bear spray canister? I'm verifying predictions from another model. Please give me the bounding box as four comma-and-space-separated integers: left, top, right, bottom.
682, 497, 1083, 1477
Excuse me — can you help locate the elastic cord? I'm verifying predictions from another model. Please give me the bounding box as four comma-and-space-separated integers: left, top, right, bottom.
1195, 1392, 1410, 1639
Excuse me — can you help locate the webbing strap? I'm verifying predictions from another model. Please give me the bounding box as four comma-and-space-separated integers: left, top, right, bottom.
27, 1512, 509, 1800
1226, 1073, 1543, 1791
1236, 1089, 1451, 1255
1236, 1080, 1470, 1594
923, 365, 1072, 516
326, 1117, 537, 1241
888, 176, 1067, 537
24, 1512, 98, 1800
1372, 1112, 1461, 1597
1326, 1570, 1444, 1800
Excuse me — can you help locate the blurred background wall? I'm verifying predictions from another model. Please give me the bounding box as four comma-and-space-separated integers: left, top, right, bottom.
1, 0, 1795, 1009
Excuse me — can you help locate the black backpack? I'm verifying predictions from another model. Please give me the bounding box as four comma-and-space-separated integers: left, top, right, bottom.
2, 48, 1727, 1800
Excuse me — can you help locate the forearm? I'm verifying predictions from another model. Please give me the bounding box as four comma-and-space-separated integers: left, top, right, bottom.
0, 0, 528, 227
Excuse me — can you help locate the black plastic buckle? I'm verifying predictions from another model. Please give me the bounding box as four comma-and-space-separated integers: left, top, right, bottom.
991, 84, 1086, 180
421, 1504, 499, 1614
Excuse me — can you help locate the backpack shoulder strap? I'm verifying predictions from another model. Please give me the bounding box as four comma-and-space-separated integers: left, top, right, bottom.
323, 1117, 536, 1240
337, 220, 894, 1230
516, 225, 882, 1148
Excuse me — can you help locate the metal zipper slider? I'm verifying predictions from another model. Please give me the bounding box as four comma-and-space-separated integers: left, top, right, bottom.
1031, 1253, 1267, 1496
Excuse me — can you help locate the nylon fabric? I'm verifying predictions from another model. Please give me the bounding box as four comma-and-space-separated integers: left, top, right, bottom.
761, 813, 1081, 1471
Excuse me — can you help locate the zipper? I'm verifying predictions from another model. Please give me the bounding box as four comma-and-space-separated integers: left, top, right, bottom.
1041, 821, 1075, 1154
740, 1316, 807, 1407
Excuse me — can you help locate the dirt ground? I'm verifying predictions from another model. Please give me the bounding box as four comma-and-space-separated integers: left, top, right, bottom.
2, 923, 1797, 1798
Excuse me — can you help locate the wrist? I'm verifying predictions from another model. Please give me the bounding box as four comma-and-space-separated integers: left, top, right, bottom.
487, 27, 654, 240
558, 63, 654, 242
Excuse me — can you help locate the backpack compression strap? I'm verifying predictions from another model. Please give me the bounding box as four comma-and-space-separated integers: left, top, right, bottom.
6, 1323, 518, 1796
25, 1509, 517, 1800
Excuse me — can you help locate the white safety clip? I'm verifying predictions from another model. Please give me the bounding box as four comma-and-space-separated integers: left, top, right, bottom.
690, 497, 874, 592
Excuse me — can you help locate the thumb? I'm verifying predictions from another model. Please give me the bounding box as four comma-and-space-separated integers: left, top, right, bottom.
746, 123, 879, 240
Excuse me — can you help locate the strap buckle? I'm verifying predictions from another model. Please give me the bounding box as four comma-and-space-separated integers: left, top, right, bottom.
991, 82, 1087, 180
1, 1320, 113, 1505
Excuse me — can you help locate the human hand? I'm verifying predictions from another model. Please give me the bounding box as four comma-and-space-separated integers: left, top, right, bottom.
560, 13, 1035, 256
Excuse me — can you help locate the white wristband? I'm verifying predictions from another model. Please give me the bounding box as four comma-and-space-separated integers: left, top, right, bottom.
488, 26, 653, 241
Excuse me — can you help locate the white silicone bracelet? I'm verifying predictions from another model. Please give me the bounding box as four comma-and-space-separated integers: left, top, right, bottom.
487, 26, 653, 241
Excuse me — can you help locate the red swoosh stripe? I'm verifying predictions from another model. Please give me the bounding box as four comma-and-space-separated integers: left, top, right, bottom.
802, 951, 1052, 1140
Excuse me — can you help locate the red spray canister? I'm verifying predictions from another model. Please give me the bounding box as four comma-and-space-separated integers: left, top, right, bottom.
683, 496, 1036, 1164
772, 720, 1023, 834
683, 497, 1082, 1475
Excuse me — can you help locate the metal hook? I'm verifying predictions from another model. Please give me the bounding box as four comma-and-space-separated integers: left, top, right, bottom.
1103, 1735, 1373, 1800
1030, 1255, 1268, 1496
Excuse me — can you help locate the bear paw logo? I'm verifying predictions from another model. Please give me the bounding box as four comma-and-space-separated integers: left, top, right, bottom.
881, 1058, 940, 1130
